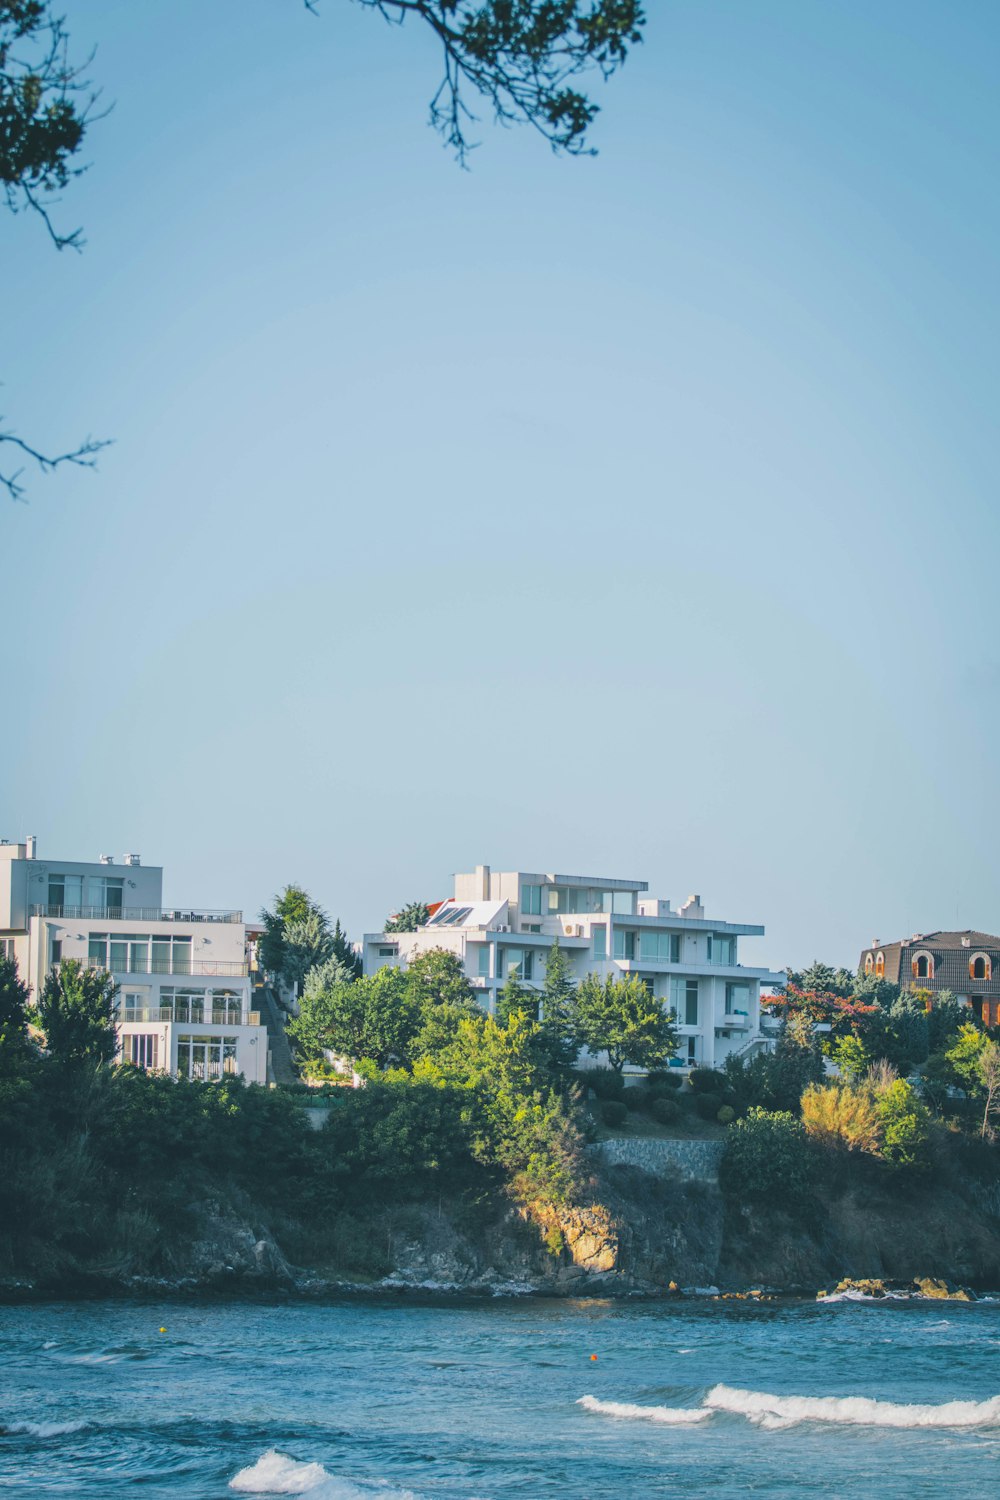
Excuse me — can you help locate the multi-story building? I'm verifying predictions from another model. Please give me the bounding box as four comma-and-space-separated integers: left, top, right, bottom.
0, 837, 268, 1082
859, 930, 1000, 1028
363, 865, 784, 1070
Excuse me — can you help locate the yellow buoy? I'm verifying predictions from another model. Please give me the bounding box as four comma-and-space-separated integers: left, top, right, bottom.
159, 1327, 166, 1333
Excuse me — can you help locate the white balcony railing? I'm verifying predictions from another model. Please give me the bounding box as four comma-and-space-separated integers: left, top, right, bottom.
34, 904, 242, 923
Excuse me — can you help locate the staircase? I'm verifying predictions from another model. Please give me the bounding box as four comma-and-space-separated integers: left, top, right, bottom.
256, 979, 297, 1085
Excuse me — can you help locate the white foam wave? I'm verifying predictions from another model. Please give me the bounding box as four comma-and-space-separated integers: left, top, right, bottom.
704, 1384, 1000, 1430
1, 1419, 89, 1437
229, 1450, 417, 1498
577, 1396, 709, 1425
818, 1289, 910, 1304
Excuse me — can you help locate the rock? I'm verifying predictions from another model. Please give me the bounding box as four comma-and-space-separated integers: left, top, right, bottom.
912, 1277, 976, 1301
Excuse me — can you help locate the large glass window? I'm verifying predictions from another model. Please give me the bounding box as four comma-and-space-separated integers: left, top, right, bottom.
156, 987, 205, 1022
88, 933, 193, 974
47, 873, 83, 911
670, 977, 699, 1026
638, 931, 681, 963
546, 887, 635, 915
725, 983, 751, 1016
176, 1035, 238, 1081
122, 1034, 159, 1070
87, 876, 124, 913
498, 948, 534, 980
709, 934, 736, 966
477, 946, 490, 977
522, 885, 542, 915
592, 925, 607, 960
613, 929, 636, 960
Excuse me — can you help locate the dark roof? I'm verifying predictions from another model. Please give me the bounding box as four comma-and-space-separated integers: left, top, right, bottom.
859, 931, 1000, 994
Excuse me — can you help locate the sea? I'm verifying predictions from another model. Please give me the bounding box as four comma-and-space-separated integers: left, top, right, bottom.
1, 1294, 998, 1498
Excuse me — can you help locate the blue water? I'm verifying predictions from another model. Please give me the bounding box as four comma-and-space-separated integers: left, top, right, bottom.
1, 1297, 998, 1497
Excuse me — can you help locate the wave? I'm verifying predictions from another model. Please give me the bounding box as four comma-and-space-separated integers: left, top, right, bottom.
577, 1396, 709, 1425
1, 1419, 89, 1438
229, 1450, 418, 1498
704, 1384, 1000, 1430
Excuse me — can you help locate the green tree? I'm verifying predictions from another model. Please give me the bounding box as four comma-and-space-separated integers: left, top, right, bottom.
834, 1032, 872, 1084
875, 1078, 931, 1170
282, 909, 334, 992
385, 901, 430, 933
302, 953, 356, 1000
259, 883, 314, 975
572, 973, 676, 1072
719, 1107, 812, 1205
495, 965, 535, 1026
944, 1023, 990, 1096
289, 967, 418, 1067
538, 939, 578, 1069
330, 917, 362, 980
0, 952, 31, 1067
37, 958, 117, 1067
977, 1040, 1000, 1140
786, 961, 857, 998
405, 947, 476, 1011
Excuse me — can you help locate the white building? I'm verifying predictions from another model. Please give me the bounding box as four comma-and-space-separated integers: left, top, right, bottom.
0, 837, 268, 1083
363, 865, 785, 1071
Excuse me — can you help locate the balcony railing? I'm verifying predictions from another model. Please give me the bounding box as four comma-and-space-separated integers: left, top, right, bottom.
34, 904, 242, 923
86, 956, 248, 977
716, 1011, 751, 1029
120, 1006, 248, 1025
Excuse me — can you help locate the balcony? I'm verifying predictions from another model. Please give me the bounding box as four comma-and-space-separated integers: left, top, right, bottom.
120, 1006, 256, 1026
34, 904, 242, 923
86, 956, 248, 977
716, 1011, 751, 1029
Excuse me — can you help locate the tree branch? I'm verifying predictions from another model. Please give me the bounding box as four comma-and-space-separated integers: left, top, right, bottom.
0, 424, 110, 502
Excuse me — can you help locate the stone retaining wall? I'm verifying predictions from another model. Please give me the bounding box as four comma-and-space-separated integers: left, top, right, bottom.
590, 1137, 725, 1184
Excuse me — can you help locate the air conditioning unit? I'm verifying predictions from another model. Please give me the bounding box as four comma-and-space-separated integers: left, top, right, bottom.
496, 924, 510, 933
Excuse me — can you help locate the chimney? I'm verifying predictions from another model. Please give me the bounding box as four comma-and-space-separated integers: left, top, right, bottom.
26, 835, 36, 860
99, 854, 114, 865
475, 864, 491, 900
124, 853, 141, 867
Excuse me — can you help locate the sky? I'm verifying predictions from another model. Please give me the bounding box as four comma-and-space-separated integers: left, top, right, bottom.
2, 1, 999, 971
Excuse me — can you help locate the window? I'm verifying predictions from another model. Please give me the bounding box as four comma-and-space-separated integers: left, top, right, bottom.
613, 929, 636, 960
686, 1036, 697, 1064
546, 888, 635, 916
477, 946, 490, 977
47, 873, 83, 911
638, 931, 679, 963
154, 987, 206, 1022
864, 953, 874, 975
709, 934, 735, 966
123, 1034, 159, 1070
176, 1035, 238, 1081
670, 977, 699, 1026
87, 876, 124, 913
498, 948, 534, 981
524, 924, 541, 934
50, 939, 62, 967
522, 885, 542, 915
378, 945, 398, 958
971, 954, 992, 981
0, 937, 16, 961
725, 982, 751, 1016
592, 926, 607, 960
913, 952, 933, 980
88, 932, 192, 974
875, 951, 885, 978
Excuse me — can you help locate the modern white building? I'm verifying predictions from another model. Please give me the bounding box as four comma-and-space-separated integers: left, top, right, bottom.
0, 837, 268, 1083
363, 865, 785, 1071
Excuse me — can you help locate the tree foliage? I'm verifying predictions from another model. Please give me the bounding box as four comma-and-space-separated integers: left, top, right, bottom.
289, 966, 419, 1066
719, 1107, 812, 1205
385, 900, 430, 933
572, 972, 676, 1071
37, 958, 117, 1067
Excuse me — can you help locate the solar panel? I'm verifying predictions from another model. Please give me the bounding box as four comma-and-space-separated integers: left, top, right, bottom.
429, 904, 473, 927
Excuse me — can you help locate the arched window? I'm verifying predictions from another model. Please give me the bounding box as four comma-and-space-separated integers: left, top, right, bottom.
864, 953, 874, 975
875, 952, 885, 978
970, 954, 991, 982
912, 952, 933, 980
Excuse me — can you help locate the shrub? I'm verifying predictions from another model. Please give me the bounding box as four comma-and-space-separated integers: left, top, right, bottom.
695, 1092, 723, 1120
650, 1096, 681, 1125
719, 1107, 812, 1204
876, 1079, 931, 1170
646, 1070, 681, 1091
717, 1105, 735, 1125
601, 1099, 628, 1127
584, 1069, 625, 1101
689, 1068, 727, 1095
801, 1083, 881, 1153
623, 1086, 652, 1114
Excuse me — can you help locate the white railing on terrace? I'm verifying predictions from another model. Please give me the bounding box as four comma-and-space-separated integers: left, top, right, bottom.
34, 904, 242, 923
120, 1006, 248, 1025
86, 955, 248, 977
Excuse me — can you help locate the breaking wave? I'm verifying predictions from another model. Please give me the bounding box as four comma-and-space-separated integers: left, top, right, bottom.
1, 1419, 89, 1437
579, 1386, 1000, 1432
577, 1396, 709, 1424
229, 1450, 418, 1498
704, 1385, 1000, 1430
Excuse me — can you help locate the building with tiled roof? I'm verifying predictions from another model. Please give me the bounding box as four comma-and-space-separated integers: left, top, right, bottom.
859, 931, 1000, 1027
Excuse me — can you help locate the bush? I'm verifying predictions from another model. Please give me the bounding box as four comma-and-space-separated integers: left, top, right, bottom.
719, 1107, 812, 1204
717, 1105, 735, 1125
601, 1099, 628, 1127
584, 1069, 625, 1101
876, 1079, 932, 1170
623, 1086, 652, 1114
650, 1096, 681, 1125
694, 1092, 723, 1120
801, 1083, 880, 1153
689, 1068, 727, 1095
646, 1070, 682, 1091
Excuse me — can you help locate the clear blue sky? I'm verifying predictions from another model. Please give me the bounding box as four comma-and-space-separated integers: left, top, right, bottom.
3, 1, 998, 970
